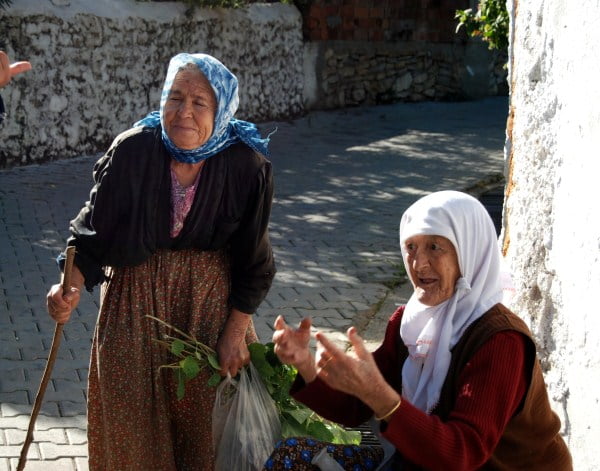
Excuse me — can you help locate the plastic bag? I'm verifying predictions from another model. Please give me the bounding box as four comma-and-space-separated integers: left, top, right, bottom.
312, 447, 345, 470
212, 362, 281, 471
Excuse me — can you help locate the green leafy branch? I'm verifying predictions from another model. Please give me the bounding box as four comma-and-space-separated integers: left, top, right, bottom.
149, 316, 222, 399
150, 316, 361, 445
456, 0, 509, 50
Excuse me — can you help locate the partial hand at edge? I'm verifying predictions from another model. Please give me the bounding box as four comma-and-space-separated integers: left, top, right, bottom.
273, 315, 317, 383
0, 51, 32, 88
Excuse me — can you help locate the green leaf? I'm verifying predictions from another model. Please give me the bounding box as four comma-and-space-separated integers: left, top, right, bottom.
249, 343, 277, 380
281, 415, 310, 438
208, 372, 222, 387
207, 353, 221, 371
307, 420, 334, 442
286, 407, 313, 425
329, 426, 362, 445
180, 356, 200, 380
171, 339, 186, 356
248, 342, 266, 358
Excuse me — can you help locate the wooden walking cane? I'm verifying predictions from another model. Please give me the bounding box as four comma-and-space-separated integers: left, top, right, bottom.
17, 246, 76, 471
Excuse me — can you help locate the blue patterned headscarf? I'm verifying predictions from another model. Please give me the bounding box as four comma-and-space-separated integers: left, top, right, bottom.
135, 53, 272, 163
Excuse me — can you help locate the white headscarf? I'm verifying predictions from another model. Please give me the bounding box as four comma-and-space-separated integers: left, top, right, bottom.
399, 191, 503, 413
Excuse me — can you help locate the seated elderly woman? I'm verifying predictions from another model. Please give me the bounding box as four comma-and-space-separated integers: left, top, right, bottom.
268, 191, 571, 470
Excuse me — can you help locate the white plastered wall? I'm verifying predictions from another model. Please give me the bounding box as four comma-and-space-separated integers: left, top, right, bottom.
504, 1, 600, 468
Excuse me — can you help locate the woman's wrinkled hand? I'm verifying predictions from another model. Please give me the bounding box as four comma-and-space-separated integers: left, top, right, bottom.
217, 309, 252, 377
46, 283, 81, 324
216, 336, 250, 378
315, 327, 386, 402
273, 315, 317, 382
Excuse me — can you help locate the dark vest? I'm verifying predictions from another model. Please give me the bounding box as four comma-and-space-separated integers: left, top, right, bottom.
397, 304, 572, 470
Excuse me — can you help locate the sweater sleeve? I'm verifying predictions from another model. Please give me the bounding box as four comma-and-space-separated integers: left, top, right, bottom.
58, 139, 128, 290
227, 159, 275, 314
382, 330, 528, 470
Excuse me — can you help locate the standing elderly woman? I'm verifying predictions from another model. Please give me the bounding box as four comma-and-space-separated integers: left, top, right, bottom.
269, 191, 571, 470
47, 53, 275, 470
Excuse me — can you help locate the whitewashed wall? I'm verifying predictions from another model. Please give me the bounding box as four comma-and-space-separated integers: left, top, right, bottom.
0, 0, 303, 166
504, 1, 600, 468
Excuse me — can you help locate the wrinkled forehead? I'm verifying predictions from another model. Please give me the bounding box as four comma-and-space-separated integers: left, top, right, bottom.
166, 60, 217, 98
169, 65, 215, 98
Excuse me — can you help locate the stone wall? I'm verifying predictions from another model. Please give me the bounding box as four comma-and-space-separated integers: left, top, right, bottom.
0, 0, 506, 168
504, 0, 600, 468
303, 40, 507, 110
0, 0, 303, 167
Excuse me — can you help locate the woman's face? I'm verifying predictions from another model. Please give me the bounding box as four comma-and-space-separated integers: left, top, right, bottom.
403, 234, 461, 306
163, 67, 217, 150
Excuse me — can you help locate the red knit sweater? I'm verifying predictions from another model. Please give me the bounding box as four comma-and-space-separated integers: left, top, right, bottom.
292, 306, 528, 470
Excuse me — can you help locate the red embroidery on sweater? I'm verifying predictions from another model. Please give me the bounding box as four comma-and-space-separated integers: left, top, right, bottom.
460, 383, 473, 398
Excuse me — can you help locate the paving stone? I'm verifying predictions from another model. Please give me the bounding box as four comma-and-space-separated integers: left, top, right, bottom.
1, 402, 60, 418
0, 443, 40, 459
0, 392, 29, 407
74, 457, 89, 471
5, 427, 68, 446
65, 429, 87, 446
39, 443, 87, 460
9, 457, 76, 470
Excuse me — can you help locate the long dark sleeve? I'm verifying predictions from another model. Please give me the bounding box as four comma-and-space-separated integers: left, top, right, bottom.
227, 159, 275, 313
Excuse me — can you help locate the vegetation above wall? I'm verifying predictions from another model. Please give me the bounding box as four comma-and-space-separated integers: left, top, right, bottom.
455, 0, 509, 50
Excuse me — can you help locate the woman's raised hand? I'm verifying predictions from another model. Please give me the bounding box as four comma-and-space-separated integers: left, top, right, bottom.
315, 327, 387, 402
273, 315, 317, 382
0, 51, 32, 88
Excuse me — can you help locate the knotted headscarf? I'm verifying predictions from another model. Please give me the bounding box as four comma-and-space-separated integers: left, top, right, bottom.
399, 191, 503, 413
135, 52, 272, 163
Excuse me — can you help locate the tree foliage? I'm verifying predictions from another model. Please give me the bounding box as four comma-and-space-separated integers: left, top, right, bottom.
456, 0, 509, 50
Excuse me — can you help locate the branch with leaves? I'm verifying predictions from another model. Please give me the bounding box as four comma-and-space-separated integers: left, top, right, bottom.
456, 0, 509, 50
149, 316, 361, 445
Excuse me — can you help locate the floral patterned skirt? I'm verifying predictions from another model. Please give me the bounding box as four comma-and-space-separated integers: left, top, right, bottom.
87, 249, 257, 470
263, 437, 384, 471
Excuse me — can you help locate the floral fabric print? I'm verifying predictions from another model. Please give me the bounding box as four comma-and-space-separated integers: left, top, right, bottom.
263, 436, 384, 471
87, 248, 257, 470
170, 166, 201, 238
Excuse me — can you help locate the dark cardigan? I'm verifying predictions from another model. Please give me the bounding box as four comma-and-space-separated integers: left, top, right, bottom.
61, 125, 275, 314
